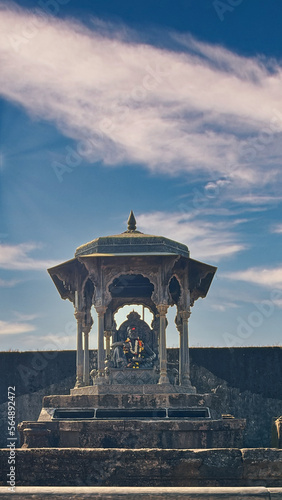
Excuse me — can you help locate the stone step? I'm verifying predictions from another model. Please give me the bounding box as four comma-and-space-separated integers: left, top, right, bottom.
0, 486, 282, 499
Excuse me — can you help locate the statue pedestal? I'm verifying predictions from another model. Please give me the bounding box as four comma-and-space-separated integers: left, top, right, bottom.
18, 388, 246, 450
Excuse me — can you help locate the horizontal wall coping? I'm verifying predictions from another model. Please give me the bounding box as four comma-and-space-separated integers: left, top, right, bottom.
0, 486, 282, 499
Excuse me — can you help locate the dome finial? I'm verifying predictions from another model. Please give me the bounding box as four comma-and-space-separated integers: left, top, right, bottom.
127, 210, 136, 232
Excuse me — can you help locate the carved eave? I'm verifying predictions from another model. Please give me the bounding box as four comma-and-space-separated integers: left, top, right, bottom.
188, 258, 217, 306
47, 258, 88, 303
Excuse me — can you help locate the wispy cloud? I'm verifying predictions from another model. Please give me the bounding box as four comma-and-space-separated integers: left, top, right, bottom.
234, 195, 282, 205
271, 224, 282, 234
17, 332, 74, 350
0, 319, 36, 335
0, 242, 57, 270
223, 266, 282, 288
0, 4, 282, 199
0, 278, 20, 287
12, 311, 40, 321
210, 302, 239, 312
137, 211, 246, 262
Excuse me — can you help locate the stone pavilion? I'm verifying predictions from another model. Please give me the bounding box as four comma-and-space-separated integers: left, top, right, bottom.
47, 211, 217, 392
18, 212, 246, 450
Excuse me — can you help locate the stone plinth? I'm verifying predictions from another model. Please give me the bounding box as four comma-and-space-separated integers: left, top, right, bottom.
41, 392, 217, 414
105, 368, 159, 386
18, 418, 246, 449
20, 389, 245, 449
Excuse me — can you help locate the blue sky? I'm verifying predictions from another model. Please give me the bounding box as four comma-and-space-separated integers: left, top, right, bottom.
1, 0, 282, 351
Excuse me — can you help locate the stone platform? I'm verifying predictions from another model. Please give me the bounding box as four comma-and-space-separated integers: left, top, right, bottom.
0, 487, 282, 499
39, 392, 222, 417
18, 417, 246, 449
17, 390, 245, 449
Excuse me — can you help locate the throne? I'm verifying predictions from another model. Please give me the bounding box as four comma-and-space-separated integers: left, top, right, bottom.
105, 311, 160, 385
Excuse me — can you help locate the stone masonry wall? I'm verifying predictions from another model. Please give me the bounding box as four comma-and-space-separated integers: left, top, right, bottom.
0, 347, 281, 448
1, 448, 282, 487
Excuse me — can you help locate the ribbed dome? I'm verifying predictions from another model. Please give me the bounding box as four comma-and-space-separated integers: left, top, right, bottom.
75, 211, 189, 258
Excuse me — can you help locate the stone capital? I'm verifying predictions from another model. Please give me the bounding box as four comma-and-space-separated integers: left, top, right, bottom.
104, 330, 112, 339
156, 304, 169, 316
83, 325, 91, 335
95, 305, 107, 316
180, 310, 191, 321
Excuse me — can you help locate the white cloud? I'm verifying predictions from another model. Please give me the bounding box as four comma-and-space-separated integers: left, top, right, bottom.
223, 266, 282, 288
0, 242, 57, 270
12, 312, 40, 321
0, 4, 282, 197
136, 211, 246, 262
18, 332, 74, 351
210, 302, 239, 312
0, 319, 36, 335
0, 278, 20, 287
272, 224, 282, 234
234, 195, 282, 205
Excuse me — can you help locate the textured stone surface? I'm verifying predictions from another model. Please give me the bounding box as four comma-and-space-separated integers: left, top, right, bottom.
18, 418, 246, 449
1, 347, 282, 448
0, 486, 282, 499
0, 448, 281, 487
70, 383, 197, 395
241, 448, 282, 484
41, 393, 220, 414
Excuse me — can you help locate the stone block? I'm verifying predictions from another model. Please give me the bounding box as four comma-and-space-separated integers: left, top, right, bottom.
242, 448, 282, 486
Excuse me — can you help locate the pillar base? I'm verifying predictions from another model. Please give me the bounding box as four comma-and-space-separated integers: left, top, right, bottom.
74, 381, 84, 389
180, 376, 196, 393
158, 375, 170, 385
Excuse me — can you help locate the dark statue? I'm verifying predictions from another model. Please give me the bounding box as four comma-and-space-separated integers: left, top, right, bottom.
109, 312, 157, 369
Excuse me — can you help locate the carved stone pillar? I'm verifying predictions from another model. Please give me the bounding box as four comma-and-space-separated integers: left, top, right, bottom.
179, 310, 192, 386
96, 306, 107, 379
74, 310, 84, 388
157, 304, 170, 385
104, 330, 112, 358
175, 313, 183, 385
83, 325, 91, 386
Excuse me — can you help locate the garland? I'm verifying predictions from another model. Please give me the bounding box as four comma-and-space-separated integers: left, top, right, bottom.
123, 338, 144, 357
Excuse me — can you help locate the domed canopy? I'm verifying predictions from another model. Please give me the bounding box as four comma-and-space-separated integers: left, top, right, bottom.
48, 210, 217, 389
75, 211, 189, 259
